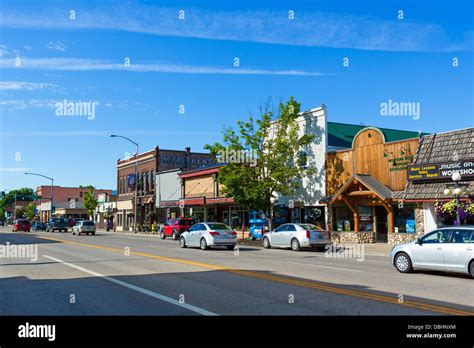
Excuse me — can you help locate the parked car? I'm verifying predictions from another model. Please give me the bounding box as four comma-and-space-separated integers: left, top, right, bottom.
391, 226, 474, 278
262, 223, 331, 251
31, 221, 47, 231
72, 220, 96, 236
46, 218, 68, 232
66, 219, 77, 228
179, 222, 237, 250
161, 218, 196, 240
12, 219, 31, 232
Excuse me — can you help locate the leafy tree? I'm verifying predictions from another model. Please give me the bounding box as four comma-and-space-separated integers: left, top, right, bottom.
82, 188, 98, 219
14, 206, 25, 219
0, 188, 35, 210
25, 202, 36, 220
205, 97, 315, 230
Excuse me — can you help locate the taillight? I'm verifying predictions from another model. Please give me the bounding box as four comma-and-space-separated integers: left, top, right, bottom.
306, 231, 310, 238
209, 231, 219, 236
231, 231, 237, 236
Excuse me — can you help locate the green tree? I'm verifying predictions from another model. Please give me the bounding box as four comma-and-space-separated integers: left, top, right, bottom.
25, 202, 36, 220
0, 188, 35, 210
82, 188, 98, 219
205, 97, 315, 230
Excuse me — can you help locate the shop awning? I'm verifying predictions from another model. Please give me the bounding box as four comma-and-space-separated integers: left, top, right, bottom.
402, 181, 474, 201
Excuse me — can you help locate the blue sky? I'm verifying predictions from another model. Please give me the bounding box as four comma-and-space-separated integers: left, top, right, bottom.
1, 0, 473, 191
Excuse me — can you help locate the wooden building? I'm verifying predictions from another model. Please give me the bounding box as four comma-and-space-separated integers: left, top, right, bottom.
324, 125, 426, 244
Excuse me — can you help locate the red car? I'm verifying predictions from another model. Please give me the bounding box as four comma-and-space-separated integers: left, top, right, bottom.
160, 218, 196, 240
12, 219, 31, 232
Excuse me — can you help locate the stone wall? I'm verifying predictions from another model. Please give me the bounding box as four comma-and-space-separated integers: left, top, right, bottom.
330, 231, 374, 244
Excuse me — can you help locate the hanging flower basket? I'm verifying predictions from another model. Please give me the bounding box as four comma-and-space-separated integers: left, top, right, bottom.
435, 199, 474, 220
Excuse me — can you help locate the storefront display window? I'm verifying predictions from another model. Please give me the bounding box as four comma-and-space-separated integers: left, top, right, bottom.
393, 204, 416, 233
333, 206, 354, 231
358, 206, 373, 231
303, 206, 326, 230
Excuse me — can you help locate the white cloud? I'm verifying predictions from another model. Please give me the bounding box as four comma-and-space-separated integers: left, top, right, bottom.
0, 57, 327, 76
0, 45, 19, 57
0, 81, 60, 91
45, 41, 67, 52
0, 5, 470, 52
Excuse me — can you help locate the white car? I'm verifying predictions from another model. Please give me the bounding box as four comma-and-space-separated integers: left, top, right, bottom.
390, 226, 474, 278
179, 222, 237, 250
72, 220, 96, 236
262, 223, 331, 251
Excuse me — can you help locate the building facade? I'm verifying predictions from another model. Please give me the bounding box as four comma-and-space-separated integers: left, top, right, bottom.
271, 106, 328, 228
177, 164, 243, 227
116, 146, 214, 231
35, 186, 112, 222
324, 125, 425, 244
400, 128, 474, 242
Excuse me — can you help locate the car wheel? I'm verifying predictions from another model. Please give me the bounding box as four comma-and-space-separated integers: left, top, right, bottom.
92, 232, 95, 236
179, 237, 187, 248
172, 230, 178, 240
291, 238, 301, 251
263, 237, 271, 249
395, 252, 413, 273
226, 245, 235, 251
200, 238, 209, 250
316, 246, 326, 252
160, 231, 166, 239
469, 260, 474, 279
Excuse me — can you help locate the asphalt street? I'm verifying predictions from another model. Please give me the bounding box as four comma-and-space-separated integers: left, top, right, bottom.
1, 227, 472, 316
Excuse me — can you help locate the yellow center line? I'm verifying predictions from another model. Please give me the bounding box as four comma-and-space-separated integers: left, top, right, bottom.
37, 235, 473, 316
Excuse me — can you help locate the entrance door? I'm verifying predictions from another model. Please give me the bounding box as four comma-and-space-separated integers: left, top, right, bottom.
375, 206, 388, 242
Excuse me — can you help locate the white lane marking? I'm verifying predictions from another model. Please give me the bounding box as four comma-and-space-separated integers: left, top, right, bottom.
42, 255, 217, 316
285, 261, 363, 273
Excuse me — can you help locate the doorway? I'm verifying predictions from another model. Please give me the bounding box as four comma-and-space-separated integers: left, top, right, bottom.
375, 206, 388, 242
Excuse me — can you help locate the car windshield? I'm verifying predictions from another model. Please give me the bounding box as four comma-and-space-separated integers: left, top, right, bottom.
300, 224, 323, 231
83, 221, 94, 226
207, 223, 231, 230
178, 220, 195, 225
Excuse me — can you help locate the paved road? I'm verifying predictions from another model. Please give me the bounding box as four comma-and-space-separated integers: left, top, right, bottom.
0, 227, 472, 315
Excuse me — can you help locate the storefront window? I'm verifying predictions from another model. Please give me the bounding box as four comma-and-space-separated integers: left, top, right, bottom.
333, 206, 354, 231
393, 204, 416, 233
190, 207, 205, 222
358, 206, 373, 231
303, 206, 326, 230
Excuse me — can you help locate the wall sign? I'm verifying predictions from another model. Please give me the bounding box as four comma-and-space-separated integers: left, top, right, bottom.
407, 160, 474, 181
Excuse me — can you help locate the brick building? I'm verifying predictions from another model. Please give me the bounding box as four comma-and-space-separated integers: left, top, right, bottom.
35, 186, 113, 222
116, 146, 214, 231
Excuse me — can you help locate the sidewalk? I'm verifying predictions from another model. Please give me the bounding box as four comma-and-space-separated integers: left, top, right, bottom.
97, 229, 391, 256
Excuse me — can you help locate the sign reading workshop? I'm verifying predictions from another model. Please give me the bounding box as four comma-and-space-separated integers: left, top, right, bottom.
407, 160, 474, 181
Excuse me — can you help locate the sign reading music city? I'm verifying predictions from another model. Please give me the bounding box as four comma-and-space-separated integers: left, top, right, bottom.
407, 160, 474, 181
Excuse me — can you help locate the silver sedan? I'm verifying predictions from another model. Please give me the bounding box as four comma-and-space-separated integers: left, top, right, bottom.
72, 220, 96, 236
179, 222, 237, 250
262, 223, 331, 251
390, 226, 474, 278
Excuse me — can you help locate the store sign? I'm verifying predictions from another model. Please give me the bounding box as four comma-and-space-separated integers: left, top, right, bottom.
407, 160, 474, 181
127, 174, 136, 188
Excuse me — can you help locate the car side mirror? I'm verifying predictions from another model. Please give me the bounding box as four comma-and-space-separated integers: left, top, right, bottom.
417, 238, 423, 246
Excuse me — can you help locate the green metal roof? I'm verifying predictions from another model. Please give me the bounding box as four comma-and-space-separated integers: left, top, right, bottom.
327, 122, 429, 149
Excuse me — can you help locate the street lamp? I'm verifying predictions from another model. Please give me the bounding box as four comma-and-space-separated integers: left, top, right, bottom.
444, 172, 470, 226
24, 172, 54, 222
110, 134, 139, 233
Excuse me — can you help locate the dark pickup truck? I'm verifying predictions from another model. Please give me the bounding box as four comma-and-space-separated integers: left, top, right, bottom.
46, 218, 68, 232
